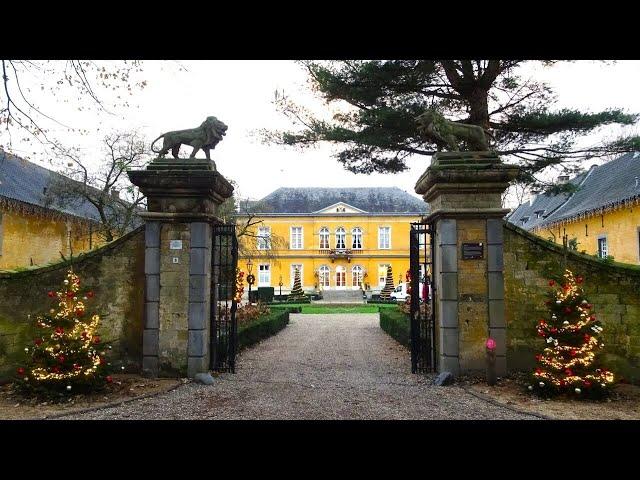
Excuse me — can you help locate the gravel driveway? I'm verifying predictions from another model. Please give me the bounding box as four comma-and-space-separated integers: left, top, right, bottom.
60, 314, 538, 420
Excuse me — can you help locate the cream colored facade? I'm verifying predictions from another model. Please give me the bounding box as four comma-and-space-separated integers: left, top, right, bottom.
238, 202, 423, 293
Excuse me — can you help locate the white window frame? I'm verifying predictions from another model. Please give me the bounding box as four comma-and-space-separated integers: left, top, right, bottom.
352, 227, 362, 250
335, 227, 346, 250
378, 226, 391, 249
319, 265, 330, 287
378, 264, 390, 287
335, 265, 346, 287
290, 226, 303, 250
352, 265, 363, 287
597, 235, 608, 258
290, 264, 303, 287
319, 227, 330, 249
258, 264, 271, 286
257, 226, 271, 250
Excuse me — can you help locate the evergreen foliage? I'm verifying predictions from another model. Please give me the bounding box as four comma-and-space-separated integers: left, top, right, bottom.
380, 266, 395, 299
288, 267, 306, 301
264, 61, 639, 191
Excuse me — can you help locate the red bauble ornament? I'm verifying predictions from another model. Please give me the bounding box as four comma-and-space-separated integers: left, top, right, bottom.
47, 291, 56, 298
576, 276, 583, 284
590, 315, 596, 321
537, 330, 545, 337
564, 307, 572, 314
87, 291, 94, 298
570, 350, 577, 357
535, 368, 542, 374
75, 308, 85, 317
106, 375, 113, 383
93, 336, 101, 344
16, 367, 25, 376
55, 326, 64, 335
584, 334, 591, 342
81, 331, 88, 338
34, 338, 43, 346
548, 280, 555, 286
66, 291, 75, 298
51, 366, 60, 373
551, 327, 558, 333
535, 354, 542, 362
73, 364, 81, 370
560, 380, 566, 387
57, 355, 65, 363
565, 369, 573, 376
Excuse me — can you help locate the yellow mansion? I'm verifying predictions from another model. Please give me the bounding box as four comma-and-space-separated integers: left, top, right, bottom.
237, 187, 428, 294
508, 152, 640, 264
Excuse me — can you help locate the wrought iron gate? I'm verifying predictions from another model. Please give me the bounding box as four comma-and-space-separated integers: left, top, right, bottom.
211, 223, 238, 373
409, 222, 436, 373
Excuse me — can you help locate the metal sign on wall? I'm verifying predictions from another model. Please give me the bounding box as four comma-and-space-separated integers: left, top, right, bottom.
462, 242, 484, 260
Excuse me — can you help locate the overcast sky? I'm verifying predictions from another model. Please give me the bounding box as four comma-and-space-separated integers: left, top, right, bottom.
3, 60, 640, 208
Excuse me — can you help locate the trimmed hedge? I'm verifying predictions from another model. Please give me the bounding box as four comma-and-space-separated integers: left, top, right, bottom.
379, 308, 410, 348
237, 308, 300, 350
367, 299, 400, 305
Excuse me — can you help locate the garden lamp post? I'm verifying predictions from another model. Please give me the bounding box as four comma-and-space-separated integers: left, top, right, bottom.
279, 275, 283, 300
246, 259, 254, 303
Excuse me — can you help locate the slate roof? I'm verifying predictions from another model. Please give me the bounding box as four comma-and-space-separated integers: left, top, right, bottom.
0, 151, 101, 221
507, 152, 640, 230
249, 187, 429, 215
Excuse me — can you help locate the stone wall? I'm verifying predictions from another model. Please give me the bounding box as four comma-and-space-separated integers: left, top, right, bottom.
504, 222, 640, 383
0, 227, 145, 380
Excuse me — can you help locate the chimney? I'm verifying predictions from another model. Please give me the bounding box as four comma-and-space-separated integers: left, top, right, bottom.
557, 175, 570, 184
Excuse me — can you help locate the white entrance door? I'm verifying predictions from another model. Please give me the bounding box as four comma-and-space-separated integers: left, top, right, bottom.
335, 266, 346, 289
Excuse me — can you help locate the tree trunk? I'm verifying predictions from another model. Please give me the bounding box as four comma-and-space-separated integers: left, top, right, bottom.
468, 87, 490, 130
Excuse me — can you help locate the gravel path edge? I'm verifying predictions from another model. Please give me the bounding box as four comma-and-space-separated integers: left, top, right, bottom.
461, 385, 551, 420
44, 380, 185, 420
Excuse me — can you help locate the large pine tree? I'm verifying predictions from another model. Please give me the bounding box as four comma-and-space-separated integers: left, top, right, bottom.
263, 61, 639, 191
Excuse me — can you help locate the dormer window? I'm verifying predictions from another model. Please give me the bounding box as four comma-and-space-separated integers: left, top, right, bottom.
520, 217, 530, 224
534, 210, 544, 219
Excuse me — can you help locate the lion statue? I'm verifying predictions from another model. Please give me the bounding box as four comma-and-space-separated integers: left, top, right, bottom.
151, 116, 228, 163
416, 109, 492, 152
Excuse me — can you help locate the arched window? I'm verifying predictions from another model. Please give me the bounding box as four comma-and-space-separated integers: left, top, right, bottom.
319, 227, 329, 249
319, 265, 330, 287
352, 265, 363, 287
335, 227, 346, 249
352, 227, 362, 249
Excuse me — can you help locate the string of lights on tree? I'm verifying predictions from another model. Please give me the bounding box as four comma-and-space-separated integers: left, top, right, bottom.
529, 269, 614, 398
16, 270, 112, 394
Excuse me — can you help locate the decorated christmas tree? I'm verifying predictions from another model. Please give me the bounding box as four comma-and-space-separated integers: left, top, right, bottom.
529, 269, 614, 398
288, 267, 306, 301
15, 270, 112, 395
380, 266, 395, 300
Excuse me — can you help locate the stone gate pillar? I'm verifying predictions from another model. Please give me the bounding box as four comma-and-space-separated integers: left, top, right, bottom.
128, 159, 233, 378
415, 152, 519, 377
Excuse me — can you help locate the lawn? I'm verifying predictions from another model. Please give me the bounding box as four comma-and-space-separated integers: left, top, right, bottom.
269, 303, 398, 314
